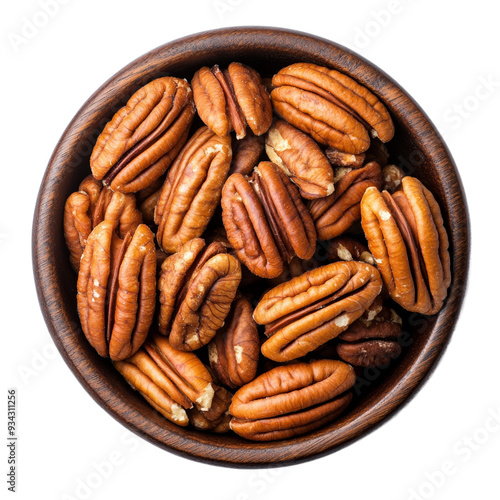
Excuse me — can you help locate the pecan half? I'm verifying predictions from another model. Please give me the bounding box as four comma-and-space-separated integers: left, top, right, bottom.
309, 161, 382, 240
271, 63, 394, 153
229, 359, 355, 441
64, 176, 143, 271
191, 62, 272, 140
90, 77, 195, 193
155, 126, 232, 253
360, 176, 451, 314
208, 293, 260, 388
254, 260, 383, 362
229, 133, 264, 176
325, 147, 365, 168
336, 304, 402, 367
188, 385, 232, 433
382, 164, 405, 193
114, 334, 215, 425
325, 236, 376, 266
265, 120, 334, 199
158, 238, 241, 351
221, 161, 317, 279
77, 221, 156, 360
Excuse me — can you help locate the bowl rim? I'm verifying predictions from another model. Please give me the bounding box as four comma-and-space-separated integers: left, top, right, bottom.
32, 26, 470, 467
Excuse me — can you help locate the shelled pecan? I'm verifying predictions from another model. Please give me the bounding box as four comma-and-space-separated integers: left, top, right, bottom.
265, 119, 334, 199
229, 359, 355, 441
361, 176, 451, 314
336, 304, 402, 367
309, 161, 382, 240
192, 62, 272, 139
254, 260, 383, 362
325, 236, 376, 266
187, 385, 232, 432
221, 161, 317, 279
155, 126, 232, 254
158, 238, 241, 351
114, 334, 215, 425
90, 77, 195, 193
271, 63, 394, 153
64, 176, 142, 271
229, 133, 264, 176
208, 293, 260, 388
77, 221, 156, 360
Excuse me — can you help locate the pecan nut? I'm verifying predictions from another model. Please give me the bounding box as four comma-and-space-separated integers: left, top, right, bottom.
229, 133, 264, 177
254, 260, 383, 362
114, 334, 215, 425
229, 359, 355, 441
336, 304, 402, 367
309, 161, 382, 240
158, 238, 241, 351
90, 77, 195, 193
191, 62, 272, 140
325, 147, 365, 168
381, 164, 405, 193
271, 63, 394, 153
360, 176, 451, 314
221, 161, 317, 279
188, 385, 232, 433
325, 236, 376, 266
64, 176, 143, 271
154, 126, 232, 253
208, 293, 260, 388
265, 119, 334, 199
77, 221, 156, 360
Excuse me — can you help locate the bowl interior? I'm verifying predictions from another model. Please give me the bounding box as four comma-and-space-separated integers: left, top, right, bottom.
32, 27, 469, 467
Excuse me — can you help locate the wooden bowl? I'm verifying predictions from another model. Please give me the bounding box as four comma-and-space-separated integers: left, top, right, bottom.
32, 27, 469, 467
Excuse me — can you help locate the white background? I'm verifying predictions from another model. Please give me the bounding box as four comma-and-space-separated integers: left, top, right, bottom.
2, 1, 499, 499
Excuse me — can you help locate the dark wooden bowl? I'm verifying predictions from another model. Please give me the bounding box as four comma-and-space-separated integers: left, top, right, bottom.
32, 27, 469, 467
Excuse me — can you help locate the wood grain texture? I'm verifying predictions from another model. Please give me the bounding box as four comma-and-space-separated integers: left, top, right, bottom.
32, 27, 470, 467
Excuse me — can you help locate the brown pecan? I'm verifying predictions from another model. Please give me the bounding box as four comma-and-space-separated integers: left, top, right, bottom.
382, 164, 405, 193
336, 304, 402, 367
191, 62, 272, 140
208, 294, 260, 388
325, 147, 365, 168
154, 126, 232, 254
265, 120, 334, 199
229, 359, 355, 441
361, 176, 451, 314
325, 236, 376, 266
229, 133, 264, 176
309, 161, 382, 240
254, 260, 383, 362
221, 161, 317, 279
158, 238, 241, 351
271, 63, 394, 153
77, 221, 156, 360
188, 385, 232, 433
114, 334, 215, 425
64, 176, 143, 271
90, 77, 195, 193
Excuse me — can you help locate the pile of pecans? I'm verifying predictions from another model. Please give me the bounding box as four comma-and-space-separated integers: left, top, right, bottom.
64, 61, 451, 441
